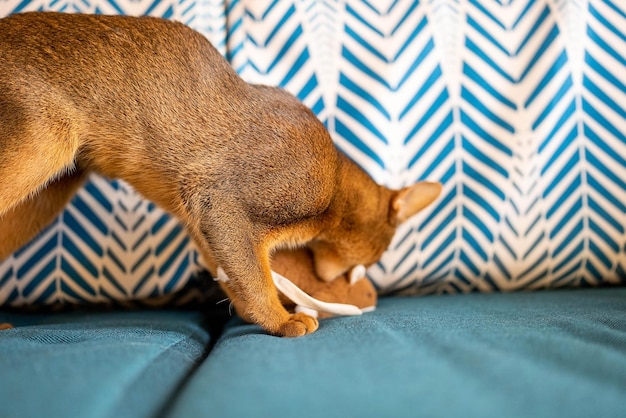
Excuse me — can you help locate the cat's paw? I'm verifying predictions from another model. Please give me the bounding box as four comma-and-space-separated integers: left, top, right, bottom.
0, 323, 13, 330
276, 312, 319, 337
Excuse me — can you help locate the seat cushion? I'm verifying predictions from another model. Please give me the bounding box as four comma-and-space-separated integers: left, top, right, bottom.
0, 310, 211, 418
164, 288, 626, 418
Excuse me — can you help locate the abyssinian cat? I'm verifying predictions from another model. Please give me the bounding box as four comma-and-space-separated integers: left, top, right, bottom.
0, 12, 441, 336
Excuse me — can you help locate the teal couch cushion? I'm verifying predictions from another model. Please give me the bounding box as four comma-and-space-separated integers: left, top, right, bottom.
165, 288, 626, 418
0, 310, 211, 418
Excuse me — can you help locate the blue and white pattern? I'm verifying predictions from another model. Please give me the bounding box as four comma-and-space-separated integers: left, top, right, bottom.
1, 0, 625, 306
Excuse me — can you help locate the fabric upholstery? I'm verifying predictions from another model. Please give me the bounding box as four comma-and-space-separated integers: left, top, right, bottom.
1, 290, 624, 418
164, 288, 626, 418
1, 1, 625, 306
0, 310, 211, 418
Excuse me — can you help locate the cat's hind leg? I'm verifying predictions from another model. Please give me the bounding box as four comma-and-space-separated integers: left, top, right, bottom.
0, 172, 87, 261
0, 105, 83, 260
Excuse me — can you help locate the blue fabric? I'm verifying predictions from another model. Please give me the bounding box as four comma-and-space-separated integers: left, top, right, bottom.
0, 310, 210, 418
165, 288, 626, 418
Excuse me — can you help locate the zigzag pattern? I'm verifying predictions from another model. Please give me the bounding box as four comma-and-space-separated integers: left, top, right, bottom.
577, 0, 626, 284
522, 0, 591, 290
332, 1, 454, 292
226, 0, 324, 113
97, 178, 201, 303
1, 0, 225, 46
417, 0, 626, 294
484, 0, 574, 291
1, 0, 625, 305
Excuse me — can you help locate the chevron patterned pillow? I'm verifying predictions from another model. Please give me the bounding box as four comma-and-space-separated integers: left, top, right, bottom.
1, 0, 625, 307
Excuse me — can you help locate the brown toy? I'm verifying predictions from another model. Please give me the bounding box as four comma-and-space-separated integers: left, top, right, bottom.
217, 248, 377, 322
272, 248, 377, 319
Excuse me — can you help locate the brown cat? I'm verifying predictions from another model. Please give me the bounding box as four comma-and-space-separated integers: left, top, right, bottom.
0, 12, 441, 337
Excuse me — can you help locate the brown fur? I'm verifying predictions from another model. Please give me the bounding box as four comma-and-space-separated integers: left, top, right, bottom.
0, 12, 441, 337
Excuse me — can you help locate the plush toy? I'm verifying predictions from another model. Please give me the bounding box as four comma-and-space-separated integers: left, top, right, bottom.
271, 248, 377, 319
216, 248, 377, 320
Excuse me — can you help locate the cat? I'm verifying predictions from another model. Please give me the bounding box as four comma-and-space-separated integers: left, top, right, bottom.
0, 12, 441, 336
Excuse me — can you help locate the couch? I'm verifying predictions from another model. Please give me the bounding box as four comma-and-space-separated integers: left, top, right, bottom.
1, 1, 625, 417
2, 288, 626, 418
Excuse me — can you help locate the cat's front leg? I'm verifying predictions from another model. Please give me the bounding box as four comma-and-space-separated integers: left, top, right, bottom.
191, 211, 318, 337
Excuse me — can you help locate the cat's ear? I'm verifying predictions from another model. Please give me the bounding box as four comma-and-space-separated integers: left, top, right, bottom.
390, 182, 442, 226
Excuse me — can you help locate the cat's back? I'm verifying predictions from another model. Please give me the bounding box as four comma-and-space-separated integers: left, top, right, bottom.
0, 12, 237, 107
0, 12, 209, 62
